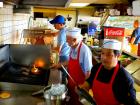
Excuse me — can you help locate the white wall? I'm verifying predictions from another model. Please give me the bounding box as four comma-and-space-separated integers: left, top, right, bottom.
0, 4, 30, 44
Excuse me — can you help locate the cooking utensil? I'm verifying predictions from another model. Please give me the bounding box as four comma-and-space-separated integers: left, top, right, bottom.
32, 85, 51, 96
61, 64, 96, 105
77, 87, 96, 105
61, 65, 77, 85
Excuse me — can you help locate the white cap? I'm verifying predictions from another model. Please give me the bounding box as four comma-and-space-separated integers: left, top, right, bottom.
66, 27, 83, 39
102, 39, 122, 51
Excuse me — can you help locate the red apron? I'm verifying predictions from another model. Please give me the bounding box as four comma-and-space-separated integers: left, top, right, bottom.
67, 42, 85, 105
92, 63, 120, 105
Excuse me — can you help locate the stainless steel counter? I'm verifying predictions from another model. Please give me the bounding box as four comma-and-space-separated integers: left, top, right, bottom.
0, 69, 62, 105
0, 82, 45, 105
133, 69, 140, 85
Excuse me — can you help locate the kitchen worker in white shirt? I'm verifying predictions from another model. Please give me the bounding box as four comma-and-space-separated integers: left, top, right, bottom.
51, 27, 93, 105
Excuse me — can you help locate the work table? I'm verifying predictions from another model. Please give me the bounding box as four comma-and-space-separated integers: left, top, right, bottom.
0, 68, 62, 105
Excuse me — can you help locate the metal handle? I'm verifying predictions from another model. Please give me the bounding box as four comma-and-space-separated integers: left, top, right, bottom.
61, 64, 77, 85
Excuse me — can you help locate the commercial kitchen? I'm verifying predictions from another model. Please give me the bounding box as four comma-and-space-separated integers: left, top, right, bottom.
0, 0, 140, 105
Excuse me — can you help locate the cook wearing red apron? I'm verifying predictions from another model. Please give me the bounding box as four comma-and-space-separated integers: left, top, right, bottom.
92, 63, 120, 105
67, 42, 85, 105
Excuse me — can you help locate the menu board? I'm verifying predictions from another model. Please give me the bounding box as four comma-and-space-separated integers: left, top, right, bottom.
104, 16, 140, 29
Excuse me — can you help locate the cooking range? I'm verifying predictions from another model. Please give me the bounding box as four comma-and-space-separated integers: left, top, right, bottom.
0, 44, 51, 85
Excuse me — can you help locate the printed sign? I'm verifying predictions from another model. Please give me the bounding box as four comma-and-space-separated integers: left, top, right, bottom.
88, 22, 97, 36
104, 27, 125, 37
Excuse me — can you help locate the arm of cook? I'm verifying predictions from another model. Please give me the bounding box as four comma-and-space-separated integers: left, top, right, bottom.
50, 61, 68, 69
56, 28, 66, 53
79, 43, 93, 79
45, 30, 59, 37
79, 63, 99, 92
130, 30, 136, 44
52, 28, 66, 53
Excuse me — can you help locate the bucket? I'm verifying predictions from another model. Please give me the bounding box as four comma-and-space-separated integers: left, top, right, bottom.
44, 84, 67, 105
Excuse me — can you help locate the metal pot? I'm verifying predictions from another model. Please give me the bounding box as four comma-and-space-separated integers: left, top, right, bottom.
44, 84, 67, 105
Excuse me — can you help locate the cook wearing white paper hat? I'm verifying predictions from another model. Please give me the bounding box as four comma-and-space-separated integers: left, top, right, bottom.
66, 27, 93, 105
101, 39, 122, 69
102, 39, 122, 51
66, 27, 83, 46
79, 38, 137, 105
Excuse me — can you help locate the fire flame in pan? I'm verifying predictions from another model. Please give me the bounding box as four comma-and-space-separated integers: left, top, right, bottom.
34, 58, 45, 67
31, 65, 40, 75
31, 58, 46, 75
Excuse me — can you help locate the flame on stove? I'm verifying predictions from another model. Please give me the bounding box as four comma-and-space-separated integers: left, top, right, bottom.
34, 58, 45, 68
31, 65, 40, 74
31, 58, 46, 75
33, 66, 38, 72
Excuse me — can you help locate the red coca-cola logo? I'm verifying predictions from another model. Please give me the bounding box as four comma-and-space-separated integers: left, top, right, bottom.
104, 28, 124, 36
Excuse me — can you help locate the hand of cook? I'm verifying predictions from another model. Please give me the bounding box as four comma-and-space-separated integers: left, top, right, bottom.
50, 63, 61, 69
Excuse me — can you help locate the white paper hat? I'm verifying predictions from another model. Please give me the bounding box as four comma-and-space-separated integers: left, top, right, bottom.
66, 27, 83, 39
102, 39, 122, 51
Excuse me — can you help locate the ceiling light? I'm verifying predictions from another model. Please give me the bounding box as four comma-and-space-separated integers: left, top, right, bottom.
0, 2, 3, 7
69, 3, 89, 7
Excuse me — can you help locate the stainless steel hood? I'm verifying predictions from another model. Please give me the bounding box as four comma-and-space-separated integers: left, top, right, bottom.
20, 0, 71, 7
5, 0, 133, 8
4, 0, 71, 8
10, 0, 70, 14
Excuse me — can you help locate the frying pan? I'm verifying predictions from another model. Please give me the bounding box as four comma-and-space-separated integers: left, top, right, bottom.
61, 65, 96, 105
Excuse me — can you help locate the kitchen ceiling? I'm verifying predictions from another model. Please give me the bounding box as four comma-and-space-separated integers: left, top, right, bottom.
71, 0, 129, 4
21, 0, 70, 7
4, 0, 70, 7
5, 0, 134, 8
5, 0, 133, 7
